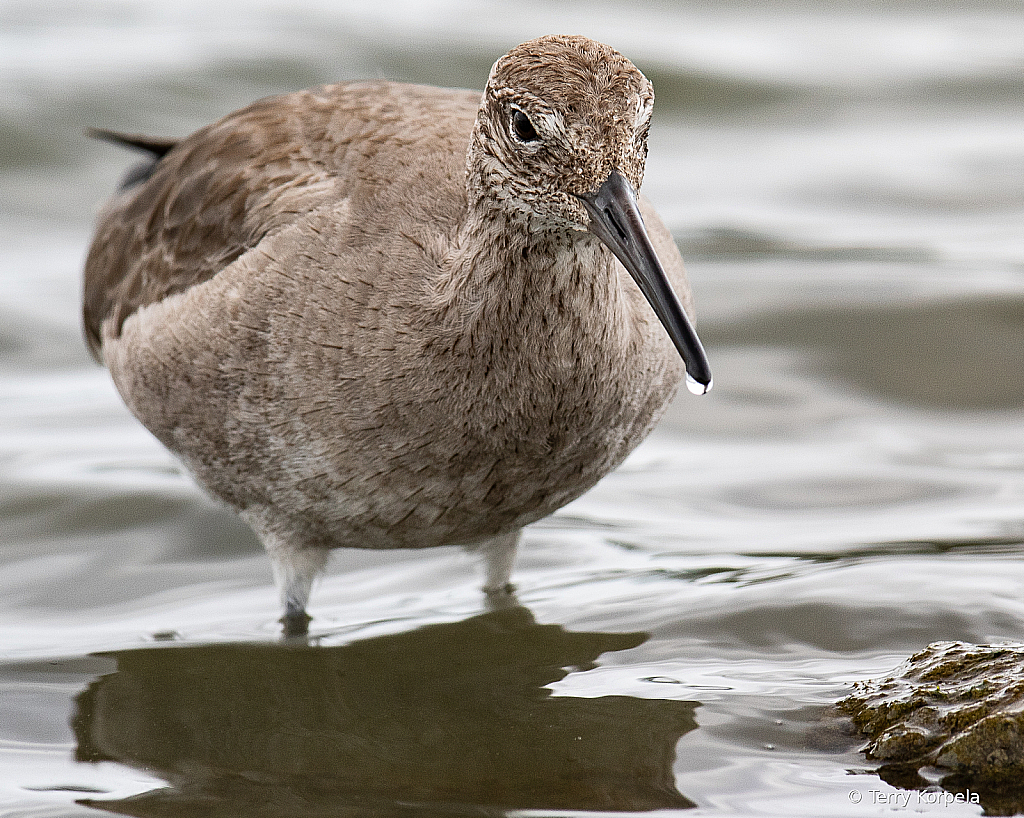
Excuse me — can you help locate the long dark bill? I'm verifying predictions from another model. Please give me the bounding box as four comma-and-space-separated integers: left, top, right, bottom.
578, 170, 712, 395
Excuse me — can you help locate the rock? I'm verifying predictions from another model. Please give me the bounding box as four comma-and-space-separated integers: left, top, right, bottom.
837, 641, 1024, 814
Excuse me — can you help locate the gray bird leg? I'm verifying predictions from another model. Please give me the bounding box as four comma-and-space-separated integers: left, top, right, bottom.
250, 521, 329, 636
467, 530, 520, 596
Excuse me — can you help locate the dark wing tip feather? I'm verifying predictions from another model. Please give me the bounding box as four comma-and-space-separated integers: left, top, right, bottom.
88, 128, 181, 192
86, 128, 179, 158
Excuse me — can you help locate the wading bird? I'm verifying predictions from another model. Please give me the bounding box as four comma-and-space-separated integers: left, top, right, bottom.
84, 35, 711, 634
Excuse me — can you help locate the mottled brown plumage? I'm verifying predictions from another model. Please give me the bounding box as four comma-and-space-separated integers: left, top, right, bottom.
84, 35, 711, 632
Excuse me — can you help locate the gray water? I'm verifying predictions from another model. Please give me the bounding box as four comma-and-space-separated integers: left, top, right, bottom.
2, 1, 1024, 815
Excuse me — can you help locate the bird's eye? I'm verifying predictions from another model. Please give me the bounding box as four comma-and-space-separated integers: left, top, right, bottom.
510, 109, 539, 143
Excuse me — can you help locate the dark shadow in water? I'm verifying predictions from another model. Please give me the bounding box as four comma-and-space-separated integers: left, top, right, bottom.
704, 295, 1024, 411
873, 764, 1022, 818
72, 607, 698, 817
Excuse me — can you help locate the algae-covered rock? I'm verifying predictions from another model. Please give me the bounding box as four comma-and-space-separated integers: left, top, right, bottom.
838, 641, 1024, 813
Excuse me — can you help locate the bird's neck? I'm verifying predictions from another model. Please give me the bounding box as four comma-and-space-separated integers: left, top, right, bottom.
421, 205, 636, 394
435, 208, 615, 328
416, 204, 664, 460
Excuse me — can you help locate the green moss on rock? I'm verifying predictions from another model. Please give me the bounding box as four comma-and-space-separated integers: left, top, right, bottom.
838, 641, 1024, 806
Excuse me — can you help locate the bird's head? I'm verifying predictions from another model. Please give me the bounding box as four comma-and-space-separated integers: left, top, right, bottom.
467, 35, 712, 394
469, 34, 652, 233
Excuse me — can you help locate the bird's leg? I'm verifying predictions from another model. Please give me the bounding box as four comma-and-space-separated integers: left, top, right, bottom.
252, 524, 329, 637
466, 530, 520, 597
271, 544, 329, 637
280, 607, 311, 639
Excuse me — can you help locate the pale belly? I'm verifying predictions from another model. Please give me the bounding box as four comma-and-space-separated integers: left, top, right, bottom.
104, 243, 684, 553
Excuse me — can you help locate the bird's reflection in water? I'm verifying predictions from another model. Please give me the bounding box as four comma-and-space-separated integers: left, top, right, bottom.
72, 607, 698, 817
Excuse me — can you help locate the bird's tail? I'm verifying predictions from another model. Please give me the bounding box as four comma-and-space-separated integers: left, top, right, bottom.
87, 128, 179, 190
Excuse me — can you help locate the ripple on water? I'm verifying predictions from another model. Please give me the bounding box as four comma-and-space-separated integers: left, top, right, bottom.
702, 296, 1024, 411
4, 2, 1024, 816
721, 474, 978, 511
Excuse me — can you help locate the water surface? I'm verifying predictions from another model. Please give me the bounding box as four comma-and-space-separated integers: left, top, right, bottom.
2, 2, 1024, 816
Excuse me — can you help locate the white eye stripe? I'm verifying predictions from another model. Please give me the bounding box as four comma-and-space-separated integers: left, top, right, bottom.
634, 97, 653, 130
525, 109, 564, 136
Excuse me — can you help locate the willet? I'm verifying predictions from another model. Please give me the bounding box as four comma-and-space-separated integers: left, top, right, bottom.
84, 35, 712, 633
